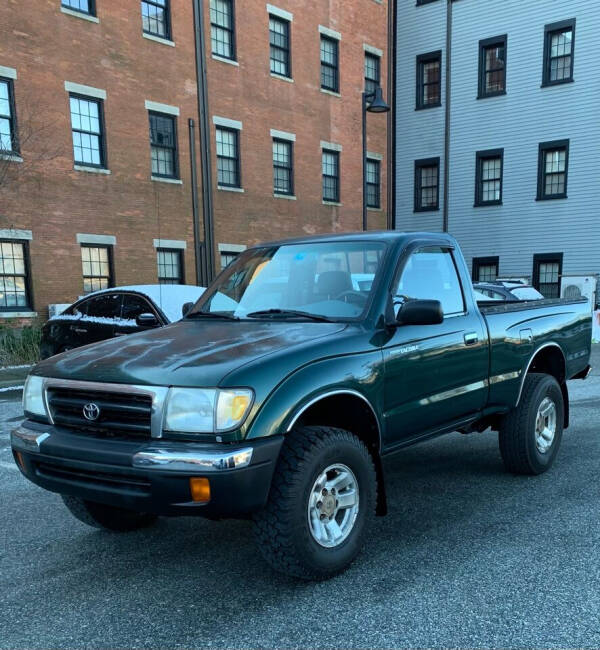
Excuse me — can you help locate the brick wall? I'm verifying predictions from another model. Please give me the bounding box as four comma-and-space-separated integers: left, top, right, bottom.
0, 0, 388, 323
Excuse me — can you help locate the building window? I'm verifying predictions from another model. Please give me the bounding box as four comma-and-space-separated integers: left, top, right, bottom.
0, 78, 17, 154
543, 19, 575, 86
216, 126, 240, 188
220, 249, 239, 269
475, 149, 503, 206
157, 249, 183, 284
364, 53, 380, 96
0, 240, 31, 310
62, 0, 95, 15
414, 157, 439, 211
141, 0, 170, 39
416, 51, 441, 109
322, 149, 340, 202
273, 138, 293, 195
366, 158, 380, 208
537, 140, 569, 200
149, 112, 178, 178
81, 245, 112, 294
210, 0, 235, 60
478, 35, 506, 98
69, 95, 105, 168
533, 253, 563, 298
472, 256, 499, 282
320, 36, 339, 93
269, 15, 290, 78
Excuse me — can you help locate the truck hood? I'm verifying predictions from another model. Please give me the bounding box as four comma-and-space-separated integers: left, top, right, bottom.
32, 319, 347, 387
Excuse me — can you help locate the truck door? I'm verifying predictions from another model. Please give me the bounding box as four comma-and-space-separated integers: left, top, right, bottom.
382, 245, 488, 446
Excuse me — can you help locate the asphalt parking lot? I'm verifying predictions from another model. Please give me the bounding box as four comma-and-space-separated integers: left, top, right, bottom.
1, 351, 599, 649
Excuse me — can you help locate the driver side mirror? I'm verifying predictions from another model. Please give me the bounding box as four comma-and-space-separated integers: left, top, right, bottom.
182, 302, 194, 317
136, 313, 159, 328
396, 299, 444, 326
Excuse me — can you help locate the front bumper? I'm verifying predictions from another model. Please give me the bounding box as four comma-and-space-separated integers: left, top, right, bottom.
11, 421, 283, 518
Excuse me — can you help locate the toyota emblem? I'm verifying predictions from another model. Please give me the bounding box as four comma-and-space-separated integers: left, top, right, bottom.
83, 403, 101, 421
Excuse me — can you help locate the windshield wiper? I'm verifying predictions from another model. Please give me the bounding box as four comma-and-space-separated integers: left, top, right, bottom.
186, 311, 241, 321
245, 309, 335, 322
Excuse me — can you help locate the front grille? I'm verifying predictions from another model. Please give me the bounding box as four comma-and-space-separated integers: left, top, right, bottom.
47, 387, 153, 438
36, 461, 151, 494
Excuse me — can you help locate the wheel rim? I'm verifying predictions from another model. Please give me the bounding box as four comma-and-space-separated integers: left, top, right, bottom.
307, 463, 359, 548
535, 396, 557, 454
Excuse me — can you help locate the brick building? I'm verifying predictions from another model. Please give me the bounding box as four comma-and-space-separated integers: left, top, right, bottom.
0, 0, 390, 324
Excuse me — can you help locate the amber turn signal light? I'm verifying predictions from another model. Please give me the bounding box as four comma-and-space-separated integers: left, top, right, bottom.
13, 451, 25, 472
189, 477, 211, 503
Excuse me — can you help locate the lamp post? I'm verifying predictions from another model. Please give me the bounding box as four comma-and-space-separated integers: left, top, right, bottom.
362, 86, 390, 231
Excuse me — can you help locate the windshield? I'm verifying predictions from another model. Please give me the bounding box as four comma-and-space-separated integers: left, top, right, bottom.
189, 241, 387, 321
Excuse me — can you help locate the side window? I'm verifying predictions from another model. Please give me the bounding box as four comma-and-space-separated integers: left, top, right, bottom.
121, 295, 154, 321
85, 293, 122, 319
395, 247, 464, 316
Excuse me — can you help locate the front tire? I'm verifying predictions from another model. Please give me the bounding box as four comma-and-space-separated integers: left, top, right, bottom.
499, 373, 564, 475
254, 425, 377, 580
61, 495, 158, 532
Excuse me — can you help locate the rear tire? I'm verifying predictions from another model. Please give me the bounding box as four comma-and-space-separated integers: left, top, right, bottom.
254, 425, 377, 580
499, 373, 564, 475
61, 495, 158, 532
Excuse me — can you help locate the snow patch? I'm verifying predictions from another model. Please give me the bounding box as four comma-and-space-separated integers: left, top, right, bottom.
0, 364, 33, 371
0, 385, 24, 393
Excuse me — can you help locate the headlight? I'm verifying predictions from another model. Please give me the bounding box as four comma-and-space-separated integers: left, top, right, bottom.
23, 375, 47, 419
164, 388, 253, 433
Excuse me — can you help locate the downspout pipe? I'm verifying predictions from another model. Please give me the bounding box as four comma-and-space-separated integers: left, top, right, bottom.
387, 0, 397, 230
188, 118, 203, 286
192, 0, 215, 283
442, 0, 452, 233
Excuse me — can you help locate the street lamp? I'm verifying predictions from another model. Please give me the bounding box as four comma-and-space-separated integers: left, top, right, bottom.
362, 86, 390, 231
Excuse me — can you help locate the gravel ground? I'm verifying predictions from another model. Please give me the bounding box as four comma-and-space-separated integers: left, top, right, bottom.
0, 351, 598, 649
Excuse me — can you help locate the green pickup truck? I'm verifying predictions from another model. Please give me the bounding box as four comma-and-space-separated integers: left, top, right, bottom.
12, 232, 592, 579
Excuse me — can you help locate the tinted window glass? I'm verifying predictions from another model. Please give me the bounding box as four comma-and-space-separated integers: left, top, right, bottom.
85, 293, 122, 319
121, 295, 154, 321
395, 247, 464, 315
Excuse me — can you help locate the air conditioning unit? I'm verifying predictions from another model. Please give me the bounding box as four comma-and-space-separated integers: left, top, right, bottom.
560, 276, 597, 309
48, 303, 71, 318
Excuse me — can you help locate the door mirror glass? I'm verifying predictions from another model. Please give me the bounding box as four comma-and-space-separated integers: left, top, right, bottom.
136, 313, 159, 328
396, 299, 444, 326
182, 301, 194, 317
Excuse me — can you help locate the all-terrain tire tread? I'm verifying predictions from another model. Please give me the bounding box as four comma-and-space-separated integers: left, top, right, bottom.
254, 425, 376, 580
498, 372, 560, 475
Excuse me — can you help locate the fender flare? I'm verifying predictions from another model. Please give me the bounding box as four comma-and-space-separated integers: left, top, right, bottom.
515, 342, 566, 407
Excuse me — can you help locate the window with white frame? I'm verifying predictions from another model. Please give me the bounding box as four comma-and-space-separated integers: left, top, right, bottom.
149, 112, 178, 178
157, 248, 183, 284
142, 0, 170, 39
62, 0, 95, 15
69, 95, 105, 167
269, 15, 290, 77
0, 78, 17, 154
216, 126, 240, 187
273, 138, 293, 195
210, 0, 235, 59
366, 158, 380, 208
0, 240, 30, 310
81, 245, 112, 293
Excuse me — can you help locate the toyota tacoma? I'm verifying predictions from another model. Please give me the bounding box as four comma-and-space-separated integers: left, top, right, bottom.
12, 232, 592, 579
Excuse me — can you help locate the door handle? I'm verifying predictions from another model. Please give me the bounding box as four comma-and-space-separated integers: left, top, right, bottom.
72, 327, 87, 334
464, 332, 478, 346
114, 331, 128, 337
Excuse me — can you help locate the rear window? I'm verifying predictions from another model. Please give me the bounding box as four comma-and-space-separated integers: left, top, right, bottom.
510, 287, 544, 301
